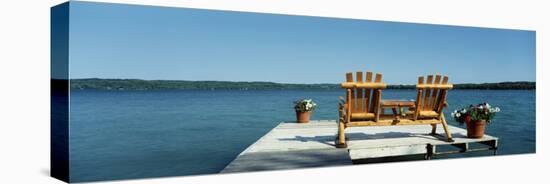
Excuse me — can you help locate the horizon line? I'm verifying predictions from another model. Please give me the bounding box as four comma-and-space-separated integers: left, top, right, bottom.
66, 78, 536, 85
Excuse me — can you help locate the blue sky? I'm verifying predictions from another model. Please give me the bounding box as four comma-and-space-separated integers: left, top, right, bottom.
68, 1, 535, 84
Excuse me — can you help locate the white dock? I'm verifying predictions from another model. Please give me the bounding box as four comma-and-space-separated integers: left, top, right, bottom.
221, 120, 498, 173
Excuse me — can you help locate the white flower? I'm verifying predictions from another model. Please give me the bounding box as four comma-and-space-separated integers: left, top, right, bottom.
478, 105, 483, 110
456, 113, 461, 118
461, 109, 467, 113
488, 107, 500, 113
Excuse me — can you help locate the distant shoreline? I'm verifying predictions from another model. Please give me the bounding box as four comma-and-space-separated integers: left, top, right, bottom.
64, 78, 536, 90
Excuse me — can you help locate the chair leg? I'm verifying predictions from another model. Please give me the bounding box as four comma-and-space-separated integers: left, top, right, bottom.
430, 124, 437, 135
336, 121, 347, 148
440, 114, 454, 142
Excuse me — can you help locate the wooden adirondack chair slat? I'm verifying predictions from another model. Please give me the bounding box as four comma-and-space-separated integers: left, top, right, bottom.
370, 73, 382, 113
431, 75, 442, 111
435, 76, 449, 113
375, 73, 382, 83
356, 71, 364, 112
423, 75, 433, 110
346, 73, 356, 113
364, 72, 373, 113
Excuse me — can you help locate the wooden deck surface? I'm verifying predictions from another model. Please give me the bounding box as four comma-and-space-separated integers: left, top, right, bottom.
221, 120, 498, 173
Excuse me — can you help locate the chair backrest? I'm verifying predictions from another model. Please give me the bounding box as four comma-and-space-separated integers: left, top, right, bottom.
414, 75, 453, 118
341, 72, 386, 114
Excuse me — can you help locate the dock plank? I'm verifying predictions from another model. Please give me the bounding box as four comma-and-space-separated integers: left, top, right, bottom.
221, 149, 352, 173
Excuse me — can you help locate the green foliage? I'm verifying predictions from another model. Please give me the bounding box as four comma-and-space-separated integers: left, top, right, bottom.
69, 79, 535, 90
70, 79, 337, 90
453, 81, 535, 90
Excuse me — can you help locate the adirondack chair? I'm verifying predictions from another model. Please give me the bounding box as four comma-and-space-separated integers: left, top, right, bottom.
336, 71, 385, 148
412, 75, 454, 142
336, 73, 454, 148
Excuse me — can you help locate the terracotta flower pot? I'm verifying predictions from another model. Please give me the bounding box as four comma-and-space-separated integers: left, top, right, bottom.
296, 111, 311, 123
466, 120, 486, 138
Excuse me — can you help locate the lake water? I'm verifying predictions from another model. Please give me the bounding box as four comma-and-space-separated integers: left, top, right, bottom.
69, 89, 535, 182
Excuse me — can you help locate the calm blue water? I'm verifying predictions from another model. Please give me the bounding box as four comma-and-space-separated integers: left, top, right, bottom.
69, 89, 535, 182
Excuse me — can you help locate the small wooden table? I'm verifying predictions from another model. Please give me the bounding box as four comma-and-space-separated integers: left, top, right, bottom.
380, 99, 416, 122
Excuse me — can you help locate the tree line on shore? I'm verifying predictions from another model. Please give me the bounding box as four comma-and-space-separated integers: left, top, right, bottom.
68, 78, 536, 90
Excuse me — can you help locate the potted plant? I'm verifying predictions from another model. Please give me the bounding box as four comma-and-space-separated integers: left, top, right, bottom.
294, 99, 317, 123
451, 102, 500, 138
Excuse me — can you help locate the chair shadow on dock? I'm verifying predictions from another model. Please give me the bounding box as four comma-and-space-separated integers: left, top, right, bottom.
278, 135, 338, 146
277, 131, 461, 147
346, 132, 471, 141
